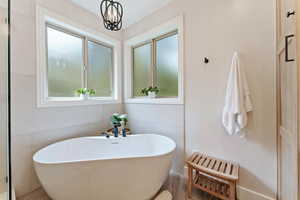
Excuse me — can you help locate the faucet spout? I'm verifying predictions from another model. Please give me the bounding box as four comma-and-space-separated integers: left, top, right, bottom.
101, 132, 110, 138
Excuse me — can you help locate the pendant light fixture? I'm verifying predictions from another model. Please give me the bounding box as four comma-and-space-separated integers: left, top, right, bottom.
100, 0, 123, 31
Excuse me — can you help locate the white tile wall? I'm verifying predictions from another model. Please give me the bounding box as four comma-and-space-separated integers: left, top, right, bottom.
11, 121, 122, 196
125, 104, 185, 174
11, 0, 124, 197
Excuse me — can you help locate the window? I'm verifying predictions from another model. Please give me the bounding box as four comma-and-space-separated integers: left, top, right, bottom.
87, 40, 113, 97
46, 26, 84, 97
124, 16, 184, 104
46, 24, 113, 98
132, 43, 152, 97
132, 31, 178, 98
36, 5, 122, 107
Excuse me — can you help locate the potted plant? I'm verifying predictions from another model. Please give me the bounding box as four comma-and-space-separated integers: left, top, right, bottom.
110, 113, 128, 137
76, 88, 96, 100
110, 113, 128, 126
141, 86, 159, 98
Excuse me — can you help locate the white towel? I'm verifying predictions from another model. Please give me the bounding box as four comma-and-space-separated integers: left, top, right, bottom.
222, 52, 253, 135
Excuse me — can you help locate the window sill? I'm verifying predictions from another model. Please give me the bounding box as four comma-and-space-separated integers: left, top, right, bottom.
37, 97, 121, 108
125, 97, 183, 105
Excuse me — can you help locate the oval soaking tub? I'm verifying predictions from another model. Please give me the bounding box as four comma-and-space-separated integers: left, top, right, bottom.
33, 134, 176, 200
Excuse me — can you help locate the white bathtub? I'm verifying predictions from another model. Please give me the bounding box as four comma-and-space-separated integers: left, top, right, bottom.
33, 134, 176, 200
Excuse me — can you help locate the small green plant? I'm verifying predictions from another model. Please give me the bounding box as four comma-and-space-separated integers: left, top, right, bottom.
110, 113, 128, 127
141, 86, 159, 96
76, 88, 96, 96
88, 89, 96, 96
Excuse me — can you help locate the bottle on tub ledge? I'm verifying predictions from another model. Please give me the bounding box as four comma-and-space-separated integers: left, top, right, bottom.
121, 121, 126, 137
113, 124, 119, 137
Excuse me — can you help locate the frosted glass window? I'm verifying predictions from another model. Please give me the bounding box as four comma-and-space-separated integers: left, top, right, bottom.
87, 41, 113, 97
47, 26, 83, 97
131, 32, 178, 98
133, 43, 152, 97
156, 34, 178, 97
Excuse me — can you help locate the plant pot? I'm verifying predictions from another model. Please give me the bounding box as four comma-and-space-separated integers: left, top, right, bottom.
80, 94, 89, 100
148, 92, 157, 98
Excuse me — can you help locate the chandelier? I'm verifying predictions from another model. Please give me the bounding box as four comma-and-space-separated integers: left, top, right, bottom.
100, 0, 123, 31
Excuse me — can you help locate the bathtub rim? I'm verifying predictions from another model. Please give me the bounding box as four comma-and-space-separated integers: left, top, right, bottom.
33, 134, 176, 165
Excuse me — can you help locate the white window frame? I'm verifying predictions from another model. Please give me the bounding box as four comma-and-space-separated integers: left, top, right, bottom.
124, 16, 184, 104
36, 6, 122, 108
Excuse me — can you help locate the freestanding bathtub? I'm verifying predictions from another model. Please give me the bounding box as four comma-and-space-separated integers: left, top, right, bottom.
33, 134, 176, 200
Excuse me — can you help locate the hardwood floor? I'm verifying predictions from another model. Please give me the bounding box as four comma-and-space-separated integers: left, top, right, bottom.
17, 172, 220, 200
188, 189, 220, 200
17, 188, 219, 200
17, 189, 50, 200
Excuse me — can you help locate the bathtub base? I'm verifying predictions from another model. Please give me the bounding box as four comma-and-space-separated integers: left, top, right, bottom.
33, 135, 176, 200
36, 155, 172, 200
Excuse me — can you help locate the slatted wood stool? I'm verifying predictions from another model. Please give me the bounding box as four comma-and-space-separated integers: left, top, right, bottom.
186, 153, 239, 200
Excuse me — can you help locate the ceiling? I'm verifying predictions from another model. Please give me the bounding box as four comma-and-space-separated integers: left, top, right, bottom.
71, 0, 174, 28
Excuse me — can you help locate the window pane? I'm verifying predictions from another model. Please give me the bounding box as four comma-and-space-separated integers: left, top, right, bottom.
156, 34, 178, 97
87, 41, 113, 97
133, 43, 152, 97
47, 26, 83, 97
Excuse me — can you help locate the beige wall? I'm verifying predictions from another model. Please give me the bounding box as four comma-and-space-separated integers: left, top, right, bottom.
124, 0, 277, 199
11, 0, 277, 199
11, 0, 123, 197
297, 1, 300, 199
0, 5, 8, 194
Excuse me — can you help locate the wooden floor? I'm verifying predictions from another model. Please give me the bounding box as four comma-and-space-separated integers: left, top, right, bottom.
17, 188, 220, 200
17, 189, 50, 200
188, 189, 220, 200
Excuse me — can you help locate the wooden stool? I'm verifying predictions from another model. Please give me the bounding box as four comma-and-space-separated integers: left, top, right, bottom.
186, 153, 239, 200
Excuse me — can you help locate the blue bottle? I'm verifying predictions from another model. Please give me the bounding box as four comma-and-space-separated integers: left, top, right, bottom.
122, 128, 126, 137
113, 125, 119, 137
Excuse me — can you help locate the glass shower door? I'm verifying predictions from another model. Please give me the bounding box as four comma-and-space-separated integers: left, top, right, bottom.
0, 0, 10, 199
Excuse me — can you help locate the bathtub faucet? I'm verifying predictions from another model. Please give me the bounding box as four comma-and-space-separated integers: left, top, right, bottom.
101, 132, 110, 138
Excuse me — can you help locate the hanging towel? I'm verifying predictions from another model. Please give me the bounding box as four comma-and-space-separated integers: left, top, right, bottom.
222, 52, 253, 135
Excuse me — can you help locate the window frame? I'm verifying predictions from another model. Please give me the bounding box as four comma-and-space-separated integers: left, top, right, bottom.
132, 30, 178, 98
124, 16, 184, 104
36, 6, 122, 107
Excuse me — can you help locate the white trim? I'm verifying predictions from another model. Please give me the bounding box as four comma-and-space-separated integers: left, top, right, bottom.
237, 186, 276, 200
36, 6, 122, 108
124, 15, 184, 105
125, 97, 183, 105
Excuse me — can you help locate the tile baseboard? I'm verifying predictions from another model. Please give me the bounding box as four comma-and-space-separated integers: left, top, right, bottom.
237, 186, 275, 200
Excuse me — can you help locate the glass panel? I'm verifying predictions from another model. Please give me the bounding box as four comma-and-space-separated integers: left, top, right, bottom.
133, 43, 152, 97
0, 0, 9, 199
47, 26, 83, 97
87, 41, 113, 97
156, 34, 178, 97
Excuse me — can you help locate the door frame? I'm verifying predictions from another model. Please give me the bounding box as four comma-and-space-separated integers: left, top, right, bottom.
297, 1, 300, 199
276, 0, 299, 199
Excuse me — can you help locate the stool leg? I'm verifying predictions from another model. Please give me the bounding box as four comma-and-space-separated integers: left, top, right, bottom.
229, 181, 236, 200
188, 167, 192, 198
